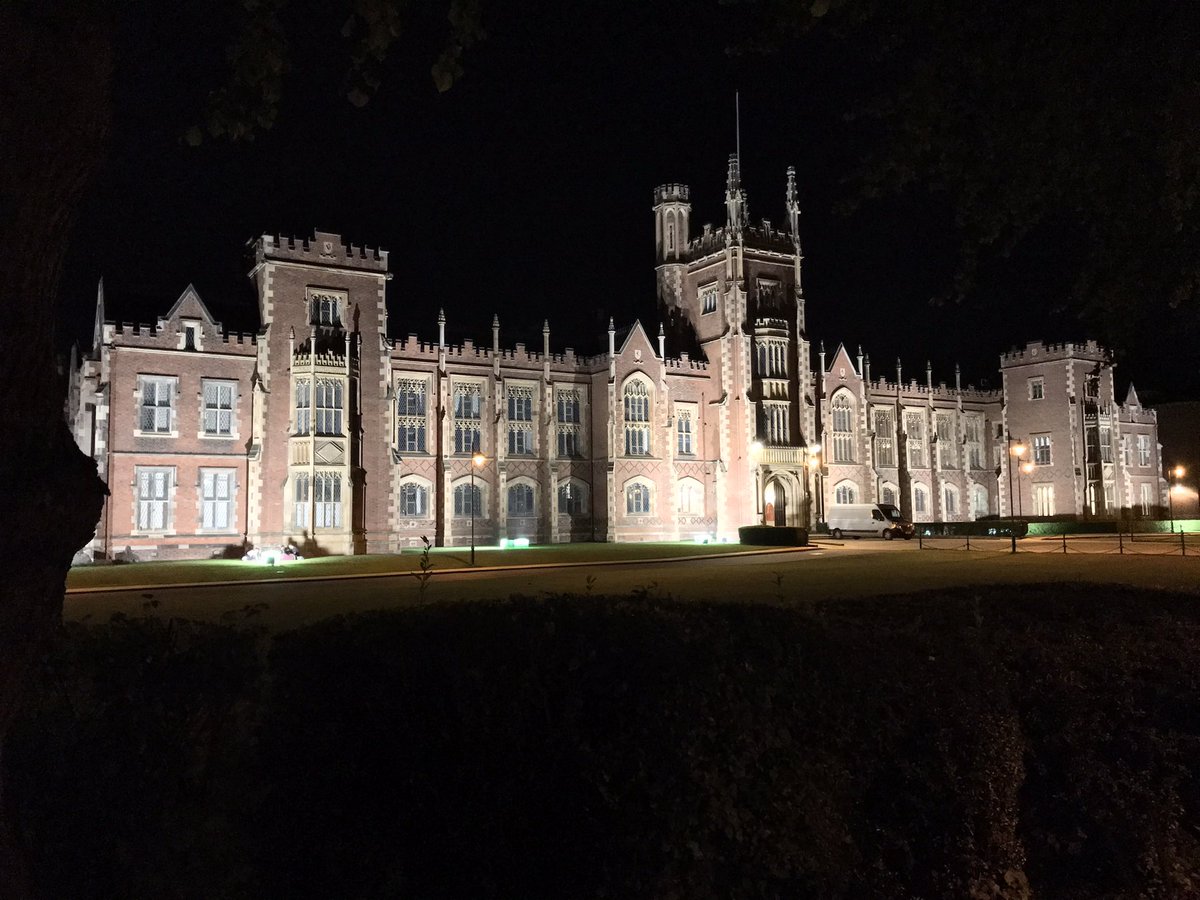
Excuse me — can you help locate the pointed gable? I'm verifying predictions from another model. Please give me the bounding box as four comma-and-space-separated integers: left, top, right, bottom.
616, 319, 659, 362
826, 342, 858, 378
163, 284, 219, 328
1124, 383, 1141, 409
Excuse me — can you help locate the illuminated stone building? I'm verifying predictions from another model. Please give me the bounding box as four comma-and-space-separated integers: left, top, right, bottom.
70, 158, 1165, 559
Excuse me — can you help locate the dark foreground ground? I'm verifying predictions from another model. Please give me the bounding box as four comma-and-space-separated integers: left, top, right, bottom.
9, 584, 1200, 898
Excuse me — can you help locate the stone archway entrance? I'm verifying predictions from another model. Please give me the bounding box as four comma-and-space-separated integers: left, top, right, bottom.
764, 478, 788, 526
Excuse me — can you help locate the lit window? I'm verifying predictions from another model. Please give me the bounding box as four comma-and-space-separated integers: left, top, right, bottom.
701, 287, 718, 315
1137, 434, 1150, 467
135, 467, 173, 531
200, 469, 235, 531
138, 376, 174, 433
1032, 434, 1051, 465
1033, 484, 1055, 516
202, 381, 235, 436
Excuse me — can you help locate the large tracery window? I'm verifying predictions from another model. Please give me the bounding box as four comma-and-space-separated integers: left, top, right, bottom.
396, 378, 427, 453
453, 483, 482, 516
874, 409, 895, 467
508, 483, 535, 517
315, 380, 344, 435
556, 389, 582, 458
295, 380, 311, 435
624, 381, 651, 457
454, 384, 482, 454
507, 385, 534, 456
314, 472, 342, 528
626, 482, 652, 515
831, 394, 854, 463
756, 340, 787, 378
906, 412, 926, 468
398, 482, 427, 517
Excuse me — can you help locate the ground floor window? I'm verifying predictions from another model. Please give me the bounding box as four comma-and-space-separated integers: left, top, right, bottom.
399, 482, 427, 517
508, 483, 535, 516
314, 472, 342, 528
454, 483, 482, 516
678, 479, 703, 514
626, 483, 651, 515
834, 482, 856, 504
558, 482, 586, 515
972, 484, 989, 519
913, 484, 928, 515
943, 485, 958, 517
135, 467, 173, 531
293, 474, 310, 529
1140, 482, 1154, 516
200, 469, 235, 531
881, 484, 897, 506
1032, 484, 1055, 517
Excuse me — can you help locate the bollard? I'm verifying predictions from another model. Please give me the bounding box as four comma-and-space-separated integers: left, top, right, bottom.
966, 533, 971, 552
1183, 530, 1188, 557
1063, 533, 1067, 554
1011, 531, 1017, 555
1119, 530, 1123, 555
918, 530, 923, 550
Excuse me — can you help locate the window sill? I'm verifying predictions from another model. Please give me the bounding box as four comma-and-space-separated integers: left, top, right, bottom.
134, 430, 178, 439
198, 431, 239, 441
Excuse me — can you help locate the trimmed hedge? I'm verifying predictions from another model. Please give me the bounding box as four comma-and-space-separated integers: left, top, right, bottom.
738, 525, 809, 545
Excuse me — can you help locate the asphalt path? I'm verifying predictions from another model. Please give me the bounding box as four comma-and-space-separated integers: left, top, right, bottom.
65, 539, 1200, 631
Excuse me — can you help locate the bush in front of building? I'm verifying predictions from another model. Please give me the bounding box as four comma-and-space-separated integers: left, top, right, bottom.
737, 525, 809, 545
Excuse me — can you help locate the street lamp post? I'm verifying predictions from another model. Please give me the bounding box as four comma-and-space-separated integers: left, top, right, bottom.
1008, 435, 1026, 519
1022, 461, 1034, 518
1168, 465, 1185, 532
470, 452, 485, 565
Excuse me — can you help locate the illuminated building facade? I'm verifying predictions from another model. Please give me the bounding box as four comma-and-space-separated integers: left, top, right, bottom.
70, 159, 1165, 559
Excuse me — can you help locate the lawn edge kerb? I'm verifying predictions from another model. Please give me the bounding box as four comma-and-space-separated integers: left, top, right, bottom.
66, 545, 814, 595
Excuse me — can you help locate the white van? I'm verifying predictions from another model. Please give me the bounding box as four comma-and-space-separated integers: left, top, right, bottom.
825, 503, 915, 540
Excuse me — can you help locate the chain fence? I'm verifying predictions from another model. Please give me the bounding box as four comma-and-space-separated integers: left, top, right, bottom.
916, 530, 1197, 556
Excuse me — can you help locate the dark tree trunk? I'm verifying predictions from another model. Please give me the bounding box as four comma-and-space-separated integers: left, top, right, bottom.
0, 5, 112, 894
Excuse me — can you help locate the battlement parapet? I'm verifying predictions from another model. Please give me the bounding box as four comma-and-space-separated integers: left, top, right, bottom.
753, 317, 790, 333
864, 377, 1002, 403
654, 184, 690, 205
664, 356, 708, 372
259, 230, 388, 272
1000, 339, 1107, 366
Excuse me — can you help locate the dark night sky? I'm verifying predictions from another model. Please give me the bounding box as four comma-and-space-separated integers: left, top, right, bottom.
59, 0, 1195, 400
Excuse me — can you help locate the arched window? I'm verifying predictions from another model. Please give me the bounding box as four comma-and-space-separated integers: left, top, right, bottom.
314, 472, 342, 528
454, 483, 482, 517
293, 473, 310, 529
626, 482, 652, 515
834, 481, 857, 504
943, 484, 959, 517
623, 381, 651, 456
972, 484, 989, 519
881, 484, 897, 506
913, 484, 928, 515
399, 482, 428, 517
558, 480, 587, 515
831, 393, 854, 463
678, 478, 703, 515
508, 482, 535, 517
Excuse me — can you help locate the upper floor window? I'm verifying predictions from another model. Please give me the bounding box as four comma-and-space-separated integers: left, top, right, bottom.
1099, 424, 1113, 463
556, 390, 581, 424
701, 286, 718, 315
202, 380, 235, 436
508, 483, 535, 517
184, 324, 198, 351
396, 378, 427, 453
139, 376, 174, 434
311, 294, 341, 327
454, 384, 482, 454
936, 414, 955, 469
1032, 434, 1051, 465
295, 380, 311, 435
507, 386, 533, 421
765, 404, 789, 446
1029, 377, 1044, 400
624, 381, 651, 457
676, 410, 693, 455
906, 412, 925, 468
315, 379, 343, 435
874, 409, 895, 467
756, 341, 786, 378
831, 394, 853, 463
1137, 434, 1151, 467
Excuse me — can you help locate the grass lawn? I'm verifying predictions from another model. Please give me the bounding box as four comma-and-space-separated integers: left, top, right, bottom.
66, 541, 783, 591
